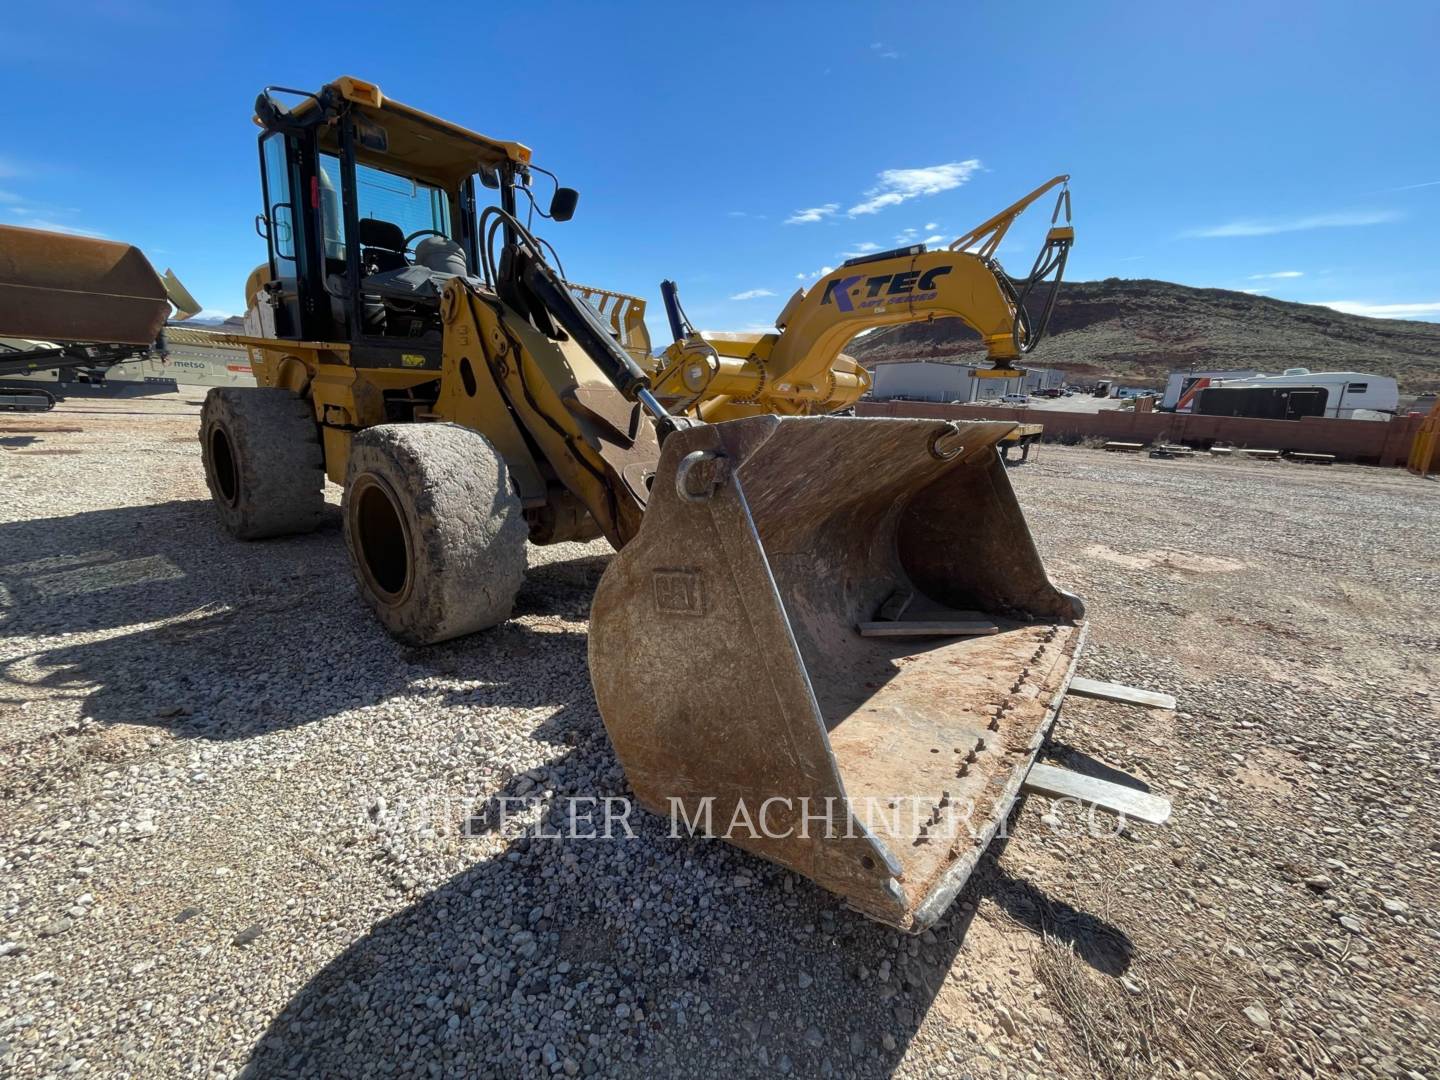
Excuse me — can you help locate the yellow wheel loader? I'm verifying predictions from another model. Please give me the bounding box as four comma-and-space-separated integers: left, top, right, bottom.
207, 77, 1169, 932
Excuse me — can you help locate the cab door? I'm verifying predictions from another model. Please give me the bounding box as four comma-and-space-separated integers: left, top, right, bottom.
255, 132, 301, 338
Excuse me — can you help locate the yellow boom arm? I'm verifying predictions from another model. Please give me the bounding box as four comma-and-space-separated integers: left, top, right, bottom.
652, 176, 1072, 422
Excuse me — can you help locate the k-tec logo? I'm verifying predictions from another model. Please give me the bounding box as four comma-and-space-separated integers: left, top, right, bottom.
821, 266, 953, 312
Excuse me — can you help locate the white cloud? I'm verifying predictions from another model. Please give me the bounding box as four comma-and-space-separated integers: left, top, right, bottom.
870, 42, 901, 59
924, 222, 938, 231
729, 288, 776, 301
1240, 288, 1268, 295
842, 241, 880, 257
848, 160, 982, 216
727, 210, 766, 220
191, 309, 241, 322
894, 227, 918, 243
1183, 211, 1399, 238
785, 202, 839, 225
1387, 179, 1440, 192
1248, 271, 1304, 280
4, 216, 105, 238
923, 234, 945, 246
1314, 299, 1440, 319
3, 195, 105, 237
797, 265, 836, 282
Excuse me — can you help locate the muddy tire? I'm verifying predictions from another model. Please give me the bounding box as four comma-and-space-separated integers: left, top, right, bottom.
342, 423, 527, 645
200, 387, 325, 540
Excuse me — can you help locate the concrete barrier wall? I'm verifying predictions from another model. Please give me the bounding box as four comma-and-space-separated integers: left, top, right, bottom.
858, 401, 1425, 466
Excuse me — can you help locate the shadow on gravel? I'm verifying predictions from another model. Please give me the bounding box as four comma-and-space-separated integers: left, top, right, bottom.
1043, 740, 1156, 793
0, 500, 609, 740
239, 805, 1132, 1079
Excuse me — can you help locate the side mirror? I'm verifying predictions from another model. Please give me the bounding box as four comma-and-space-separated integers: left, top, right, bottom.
478, 165, 501, 190
550, 187, 579, 222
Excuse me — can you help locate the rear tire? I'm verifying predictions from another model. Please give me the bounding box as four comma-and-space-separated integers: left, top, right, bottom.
342, 423, 527, 645
200, 387, 325, 539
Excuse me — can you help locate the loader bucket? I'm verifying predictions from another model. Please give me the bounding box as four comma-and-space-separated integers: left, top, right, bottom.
589, 415, 1086, 932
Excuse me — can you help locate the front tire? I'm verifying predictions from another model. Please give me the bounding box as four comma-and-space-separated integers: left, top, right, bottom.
199, 387, 325, 539
342, 423, 527, 645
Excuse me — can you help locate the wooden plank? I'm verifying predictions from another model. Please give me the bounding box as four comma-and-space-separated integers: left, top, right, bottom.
1102, 441, 1143, 452
1068, 676, 1176, 710
857, 620, 998, 638
1022, 763, 1172, 825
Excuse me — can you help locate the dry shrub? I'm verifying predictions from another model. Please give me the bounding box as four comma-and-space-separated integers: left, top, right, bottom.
1033, 935, 1321, 1078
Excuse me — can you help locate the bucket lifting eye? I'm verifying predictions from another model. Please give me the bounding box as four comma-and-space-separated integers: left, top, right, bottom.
928, 422, 966, 460
675, 450, 730, 503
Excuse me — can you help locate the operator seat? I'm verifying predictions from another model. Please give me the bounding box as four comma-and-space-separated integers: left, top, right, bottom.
414, 236, 467, 277
358, 219, 407, 276
356, 232, 468, 339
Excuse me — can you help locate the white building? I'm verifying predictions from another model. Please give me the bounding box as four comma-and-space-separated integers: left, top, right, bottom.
869, 360, 1028, 403
1023, 367, 1064, 392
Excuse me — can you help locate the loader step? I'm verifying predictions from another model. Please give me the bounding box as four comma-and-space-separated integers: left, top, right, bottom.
857, 620, 999, 637
1021, 763, 1172, 824
1067, 676, 1176, 709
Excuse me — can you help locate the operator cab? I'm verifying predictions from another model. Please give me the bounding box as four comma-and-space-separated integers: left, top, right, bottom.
249, 77, 554, 367
316, 155, 465, 340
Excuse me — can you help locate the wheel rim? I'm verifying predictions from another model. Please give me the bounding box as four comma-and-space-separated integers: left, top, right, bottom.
351, 474, 413, 605
209, 425, 240, 507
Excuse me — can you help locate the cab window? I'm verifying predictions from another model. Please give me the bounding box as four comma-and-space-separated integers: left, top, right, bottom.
318, 155, 451, 254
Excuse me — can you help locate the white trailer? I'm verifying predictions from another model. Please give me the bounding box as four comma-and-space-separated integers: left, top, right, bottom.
1163, 369, 1256, 410
1203, 368, 1397, 418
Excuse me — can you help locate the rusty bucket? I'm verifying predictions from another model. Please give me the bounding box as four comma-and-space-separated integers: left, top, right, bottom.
589, 414, 1086, 931
0, 224, 170, 345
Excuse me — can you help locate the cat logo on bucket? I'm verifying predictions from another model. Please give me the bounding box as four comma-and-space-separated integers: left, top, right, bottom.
820, 266, 953, 313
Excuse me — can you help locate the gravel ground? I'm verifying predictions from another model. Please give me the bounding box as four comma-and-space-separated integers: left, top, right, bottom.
1, 397, 1437, 1079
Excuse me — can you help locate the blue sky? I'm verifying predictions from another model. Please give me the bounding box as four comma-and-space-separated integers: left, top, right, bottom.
4, 1, 1438, 339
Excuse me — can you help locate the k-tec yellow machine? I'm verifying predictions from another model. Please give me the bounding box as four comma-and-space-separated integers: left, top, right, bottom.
649, 176, 1073, 421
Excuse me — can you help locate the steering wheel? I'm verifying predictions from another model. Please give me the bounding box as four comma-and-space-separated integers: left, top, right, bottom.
402, 228, 448, 262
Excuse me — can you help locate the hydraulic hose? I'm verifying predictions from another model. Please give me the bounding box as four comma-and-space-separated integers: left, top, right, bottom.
660, 279, 695, 343
1011, 240, 1070, 355
1010, 184, 1073, 355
